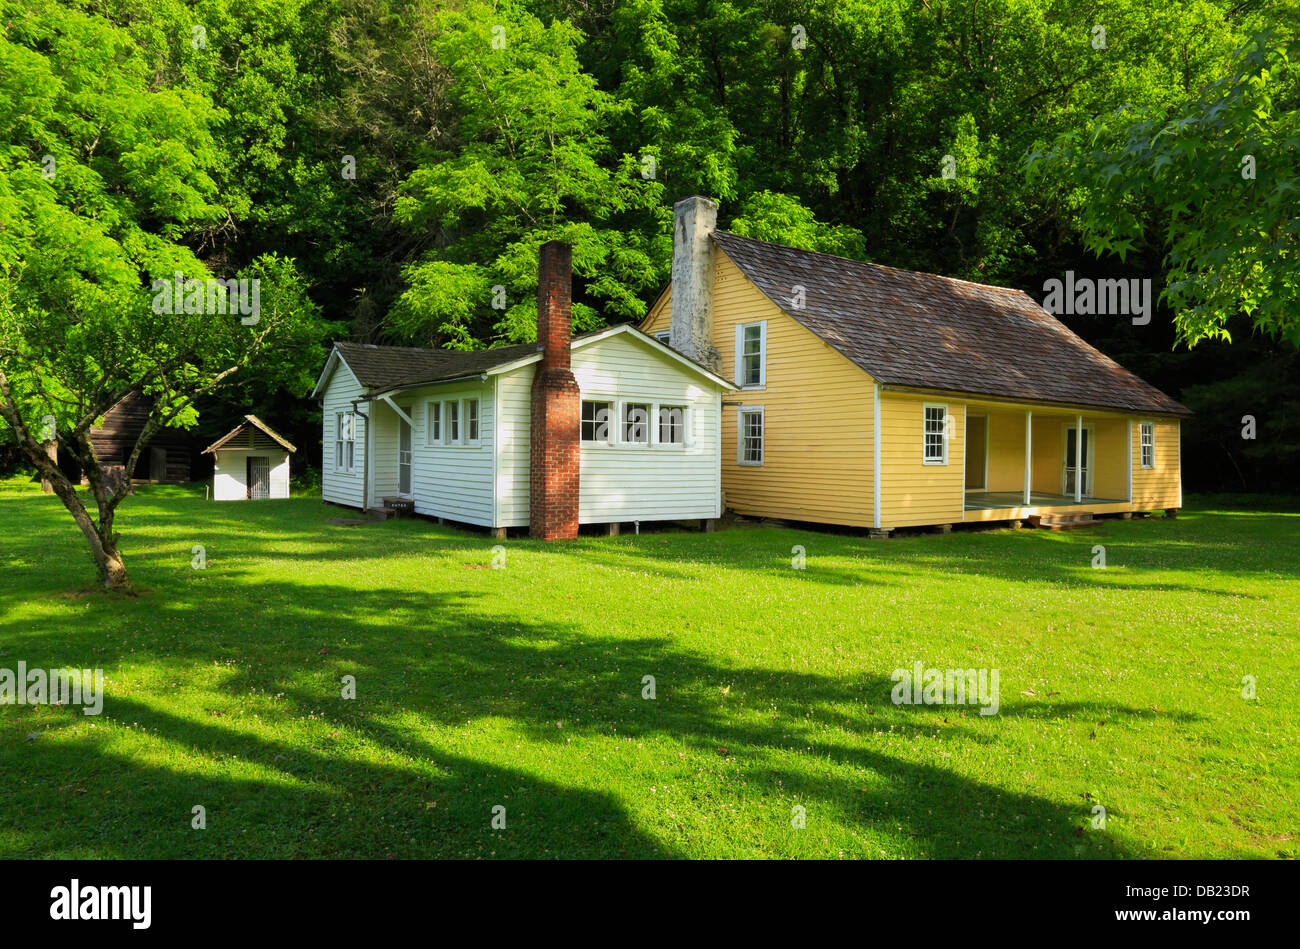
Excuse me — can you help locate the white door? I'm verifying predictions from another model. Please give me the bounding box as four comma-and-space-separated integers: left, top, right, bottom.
1061, 425, 1094, 497
398, 415, 412, 496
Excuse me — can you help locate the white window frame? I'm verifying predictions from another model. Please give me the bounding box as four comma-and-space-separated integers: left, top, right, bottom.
445, 400, 460, 444
622, 402, 651, 445
737, 405, 764, 466
463, 398, 480, 446
335, 412, 356, 473
1140, 421, 1155, 469
734, 320, 767, 389
923, 403, 949, 465
657, 404, 687, 448
581, 398, 614, 445
654, 330, 671, 344
426, 401, 441, 447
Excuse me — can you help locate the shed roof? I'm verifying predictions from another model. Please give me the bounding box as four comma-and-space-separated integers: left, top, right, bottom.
710, 231, 1190, 416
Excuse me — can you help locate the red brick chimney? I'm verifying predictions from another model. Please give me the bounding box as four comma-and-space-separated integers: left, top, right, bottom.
529, 240, 580, 540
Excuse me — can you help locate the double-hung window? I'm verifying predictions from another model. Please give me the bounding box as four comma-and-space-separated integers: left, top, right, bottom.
735, 321, 766, 388
464, 399, 479, 443
446, 401, 460, 443
1140, 421, 1155, 468
658, 406, 685, 445
623, 403, 650, 444
582, 400, 612, 444
738, 407, 764, 465
336, 412, 356, 472
923, 404, 948, 464
426, 402, 441, 446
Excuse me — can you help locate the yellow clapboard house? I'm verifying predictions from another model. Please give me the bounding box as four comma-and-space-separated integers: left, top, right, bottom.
640, 197, 1188, 535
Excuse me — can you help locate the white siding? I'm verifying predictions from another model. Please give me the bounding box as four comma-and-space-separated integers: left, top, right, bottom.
212, 450, 248, 500
495, 370, 533, 527
212, 449, 290, 500
320, 361, 366, 509
269, 452, 290, 498
370, 382, 496, 525
495, 332, 724, 527
369, 400, 399, 501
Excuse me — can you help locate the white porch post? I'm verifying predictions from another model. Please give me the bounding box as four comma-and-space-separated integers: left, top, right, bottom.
1023, 409, 1032, 506
1075, 413, 1083, 503
1126, 419, 1133, 507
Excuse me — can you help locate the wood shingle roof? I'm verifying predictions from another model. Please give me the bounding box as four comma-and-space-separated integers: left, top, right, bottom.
711, 231, 1190, 416
331, 340, 538, 391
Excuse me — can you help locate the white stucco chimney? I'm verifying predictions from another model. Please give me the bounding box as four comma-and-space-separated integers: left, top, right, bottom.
669, 196, 720, 371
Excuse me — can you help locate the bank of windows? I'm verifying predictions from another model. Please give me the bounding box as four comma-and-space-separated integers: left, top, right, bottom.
581, 399, 688, 447
1139, 421, 1155, 468
334, 412, 357, 472
425, 398, 481, 447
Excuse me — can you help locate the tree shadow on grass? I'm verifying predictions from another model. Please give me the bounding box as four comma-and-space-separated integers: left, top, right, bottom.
0, 562, 1175, 858
1, 495, 1240, 857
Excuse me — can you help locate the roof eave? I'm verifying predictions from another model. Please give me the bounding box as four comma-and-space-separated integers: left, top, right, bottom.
878, 382, 1192, 417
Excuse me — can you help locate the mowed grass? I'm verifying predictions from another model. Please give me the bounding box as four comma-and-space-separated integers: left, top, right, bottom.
0, 478, 1295, 859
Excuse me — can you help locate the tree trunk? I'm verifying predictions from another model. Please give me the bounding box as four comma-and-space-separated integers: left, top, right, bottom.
41, 439, 57, 493
45, 471, 133, 591
94, 534, 130, 590
0, 370, 137, 590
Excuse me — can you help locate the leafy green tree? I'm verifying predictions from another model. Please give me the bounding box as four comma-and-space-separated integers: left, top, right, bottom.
389, 1, 663, 348
0, 0, 324, 590
1029, 31, 1300, 346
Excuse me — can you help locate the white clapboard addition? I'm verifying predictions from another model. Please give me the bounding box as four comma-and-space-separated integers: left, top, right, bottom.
311, 326, 732, 529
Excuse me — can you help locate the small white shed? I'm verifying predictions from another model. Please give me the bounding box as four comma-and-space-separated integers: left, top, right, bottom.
202, 415, 296, 500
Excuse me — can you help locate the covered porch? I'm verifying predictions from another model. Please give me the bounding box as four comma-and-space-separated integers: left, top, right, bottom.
961, 404, 1132, 522
964, 490, 1126, 511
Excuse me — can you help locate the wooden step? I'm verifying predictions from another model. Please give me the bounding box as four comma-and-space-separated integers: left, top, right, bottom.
380, 496, 415, 517
1027, 513, 1101, 530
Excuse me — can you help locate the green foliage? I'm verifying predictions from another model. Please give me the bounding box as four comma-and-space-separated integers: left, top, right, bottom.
389, 1, 663, 346
2, 0, 1296, 492
726, 191, 865, 258
0, 0, 329, 584
1030, 32, 1300, 346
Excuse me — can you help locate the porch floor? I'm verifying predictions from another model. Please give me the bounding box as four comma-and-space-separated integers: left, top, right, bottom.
963, 491, 1126, 512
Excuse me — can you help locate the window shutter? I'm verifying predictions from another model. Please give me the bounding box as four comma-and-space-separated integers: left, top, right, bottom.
758, 322, 767, 388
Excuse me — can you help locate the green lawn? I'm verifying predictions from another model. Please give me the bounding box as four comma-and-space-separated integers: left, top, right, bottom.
0, 479, 1295, 859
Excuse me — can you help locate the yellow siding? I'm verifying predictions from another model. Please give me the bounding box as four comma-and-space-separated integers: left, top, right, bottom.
642, 251, 876, 526
879, 392, 965, 527
642, 252, 1184, 528
1092, 417, 1127, 500
1132, 418, 1181, 509
987, 410, 1028, 492
1031, 417, 1062, 492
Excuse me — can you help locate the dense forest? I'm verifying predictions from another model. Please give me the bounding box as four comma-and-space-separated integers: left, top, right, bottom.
2, 0, 1297, 492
